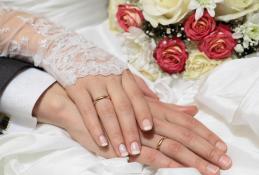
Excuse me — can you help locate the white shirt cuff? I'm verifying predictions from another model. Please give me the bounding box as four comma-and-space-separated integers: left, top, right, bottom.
0, 68, 56, 133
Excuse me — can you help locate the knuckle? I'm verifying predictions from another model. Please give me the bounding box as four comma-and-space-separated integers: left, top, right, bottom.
194, 158, 206, 171
166, 141, 183, 155
90, 127, 103, 137
153, 118, 164, 128
88, 76, 101, 84
81, 106, 96, 117
181, 129, 196, 144
123, 129, 138, 140
108, 75, 120, 82
86, 122, 101, 135
146, 151, 159, 163
187, 117, 200, 129
98, 105, 115, 117
208, 148, 222, 162
110, 131, 123, 142
130, 89, 142, 99
136, 111, 149, 121
207, 132, 219, 145
118, 102, 133, 115
181, 114, 199, 130
49, 97, 67, 115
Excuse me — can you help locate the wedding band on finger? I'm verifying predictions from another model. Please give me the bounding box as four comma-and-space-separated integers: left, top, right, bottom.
93, 95, 110, 105
156, 137, 166, 150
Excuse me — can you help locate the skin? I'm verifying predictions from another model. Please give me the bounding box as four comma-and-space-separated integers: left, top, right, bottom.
65, 70, 154, 156
33, 82, 232, 175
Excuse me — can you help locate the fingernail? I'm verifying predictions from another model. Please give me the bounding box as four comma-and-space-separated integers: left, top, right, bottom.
119, 144, 129, 157
216, 141, 227, 151
142, 119, 152, 131
99, 135, 108, 147
206, 164, 220, 174
131, 142, 140, 155
219, 155, 232, 168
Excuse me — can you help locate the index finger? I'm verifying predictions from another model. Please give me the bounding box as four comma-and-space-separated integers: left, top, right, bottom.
164, 110, 227, 152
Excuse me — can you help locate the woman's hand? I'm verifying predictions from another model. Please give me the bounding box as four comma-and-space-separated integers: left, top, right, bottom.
34, 83, 232, 175
65, 70, 153, 157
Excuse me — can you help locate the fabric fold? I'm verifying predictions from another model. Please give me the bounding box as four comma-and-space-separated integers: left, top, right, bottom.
196, 57, 259, 137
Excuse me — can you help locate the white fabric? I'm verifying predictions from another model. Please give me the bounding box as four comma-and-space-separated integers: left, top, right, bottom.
1, 0, 108, 30
0, 0, 259, 175
0, 68, 55, 133
0, 124, 201, 175
196, 57, 259, 137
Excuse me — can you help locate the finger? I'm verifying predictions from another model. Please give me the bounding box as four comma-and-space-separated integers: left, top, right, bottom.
65, 103, 181, 169
106, 75, 141, 155
88, 83, 128, 157
154, 118, 232, 170
146, 96, 198, 116
133, 74, 159, 100
122, 70, 153, 131
167, 105, 198, 116
164, 110, 227, 152
67, 87, 108, 147
141, 133, 220, 175
129, 146, 183, 169
145, 98, 226, 152
146, 99, 226, 152
63, 102, 117, 159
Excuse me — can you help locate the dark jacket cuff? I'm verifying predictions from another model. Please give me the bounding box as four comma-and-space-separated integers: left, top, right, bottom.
0, 57, 32, 96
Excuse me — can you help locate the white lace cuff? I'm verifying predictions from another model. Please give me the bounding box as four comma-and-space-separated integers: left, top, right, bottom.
0, 5, 127, 86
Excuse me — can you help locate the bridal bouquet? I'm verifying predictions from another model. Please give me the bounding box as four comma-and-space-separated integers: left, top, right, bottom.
109, 0, 259, 81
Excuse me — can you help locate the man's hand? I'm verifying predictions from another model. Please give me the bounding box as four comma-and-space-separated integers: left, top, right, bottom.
33, 83, 232, 175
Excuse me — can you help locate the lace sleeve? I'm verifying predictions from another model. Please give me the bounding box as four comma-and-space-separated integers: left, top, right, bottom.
0, 5, 127, 86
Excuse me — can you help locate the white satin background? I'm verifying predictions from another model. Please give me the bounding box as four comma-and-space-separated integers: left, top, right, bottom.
1, 0, 259, 175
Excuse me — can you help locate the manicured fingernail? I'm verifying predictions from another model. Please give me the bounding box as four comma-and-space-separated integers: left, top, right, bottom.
99, 135, 108, 147
142, 119, 152, 131
131, 142, 140, 155
219, 155, 232, 168
206, 164, 220, 174
119, 144, 129, 157
216, 141, 227, 151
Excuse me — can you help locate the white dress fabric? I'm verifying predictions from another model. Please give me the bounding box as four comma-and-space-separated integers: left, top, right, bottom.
196, 57, 259, 137
1, 0, 259, 175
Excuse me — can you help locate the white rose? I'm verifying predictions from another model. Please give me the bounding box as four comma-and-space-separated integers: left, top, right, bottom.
141, 0, 190, 27
248, 11, 259, 24
122, 27, 163, 81
216, 0, 259, 21
184, 51, 222, 80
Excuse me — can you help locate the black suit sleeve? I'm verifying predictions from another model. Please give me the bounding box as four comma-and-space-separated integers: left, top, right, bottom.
0, 57, 32, 133
0, 57, 32, 96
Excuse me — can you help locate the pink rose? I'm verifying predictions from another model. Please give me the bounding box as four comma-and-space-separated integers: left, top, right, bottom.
199, 25, 236, 60
154, 37, 188, 74
184, 11, 216, 41
116, 4, 144, 32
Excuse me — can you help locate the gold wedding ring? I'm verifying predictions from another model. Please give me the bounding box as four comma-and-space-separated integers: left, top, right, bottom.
93, 95, 110, 105
156, 137, 166, 150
